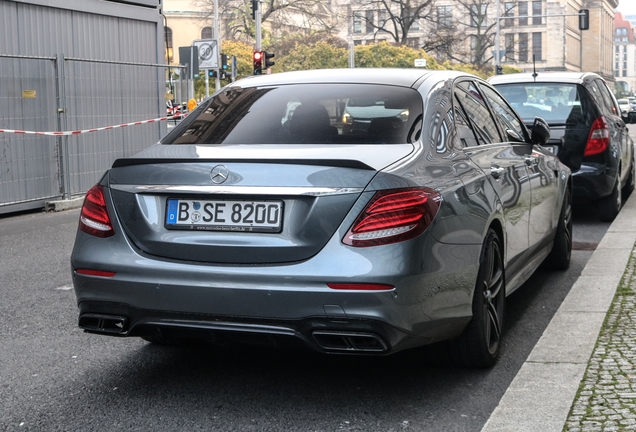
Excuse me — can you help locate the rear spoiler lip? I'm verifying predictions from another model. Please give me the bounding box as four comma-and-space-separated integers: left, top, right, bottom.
111, 158, 375, 171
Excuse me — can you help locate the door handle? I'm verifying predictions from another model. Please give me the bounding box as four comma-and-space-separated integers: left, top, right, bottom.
490, 166, 505, 179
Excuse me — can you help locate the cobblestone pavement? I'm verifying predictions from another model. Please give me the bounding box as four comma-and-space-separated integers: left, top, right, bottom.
565, 243, 636, 432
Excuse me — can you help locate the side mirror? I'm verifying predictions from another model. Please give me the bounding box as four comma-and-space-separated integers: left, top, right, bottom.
531, 117, 550, 145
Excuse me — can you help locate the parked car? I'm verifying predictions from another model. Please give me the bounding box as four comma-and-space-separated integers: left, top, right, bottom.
618, 98, 636, 123
72, 69, 571, 368
490, 72, 635, 221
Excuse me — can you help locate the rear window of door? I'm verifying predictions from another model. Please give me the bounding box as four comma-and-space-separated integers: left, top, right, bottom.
478, 84, 528, 142
454, 81, 502, 145
593, 80, 620, 118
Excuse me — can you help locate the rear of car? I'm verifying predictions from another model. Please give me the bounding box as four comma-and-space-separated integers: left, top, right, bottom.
491, 73, 634, 221
71, 75, 474, 355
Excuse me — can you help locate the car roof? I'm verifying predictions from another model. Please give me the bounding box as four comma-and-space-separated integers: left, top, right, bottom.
488, 72, 600, 85
227, 68, 474, 89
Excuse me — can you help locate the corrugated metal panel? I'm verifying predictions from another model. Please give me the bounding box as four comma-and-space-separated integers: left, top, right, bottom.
0, 0, 164, 210
0, 2, 61, 207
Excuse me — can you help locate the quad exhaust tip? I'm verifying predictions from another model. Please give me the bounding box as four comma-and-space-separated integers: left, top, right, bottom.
79, 313, 128, 335
312, 331, 388, 353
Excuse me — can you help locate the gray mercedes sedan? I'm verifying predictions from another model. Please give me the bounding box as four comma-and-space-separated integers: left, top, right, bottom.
71, 69, 571, 368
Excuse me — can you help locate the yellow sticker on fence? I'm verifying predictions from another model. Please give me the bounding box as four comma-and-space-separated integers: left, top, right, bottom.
165, 93, 174, 100
22, 90, 36, 98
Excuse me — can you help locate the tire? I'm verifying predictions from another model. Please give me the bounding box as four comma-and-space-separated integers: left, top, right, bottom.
623, 159, 635, 198
448, 229, 505, 368
599, 174, 622, 222
546, 187, 572, 270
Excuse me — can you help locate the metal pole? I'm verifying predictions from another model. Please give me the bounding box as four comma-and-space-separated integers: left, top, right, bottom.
349, 38, 355, 68
255, 0, 262, 51
206, 72, 209, 96
58, 54, 71, 200
495, 0, 501, 67
214, 0, 221, 91
189, 49, 195, 101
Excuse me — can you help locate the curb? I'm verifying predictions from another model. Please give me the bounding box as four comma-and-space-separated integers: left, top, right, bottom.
481, 195, 636, 432
45, 196, 85, 212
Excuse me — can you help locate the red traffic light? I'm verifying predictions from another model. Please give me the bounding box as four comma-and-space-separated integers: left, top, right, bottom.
254, 52, 263, 61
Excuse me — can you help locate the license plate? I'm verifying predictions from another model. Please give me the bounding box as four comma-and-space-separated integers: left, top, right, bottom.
165, 199, 283, 233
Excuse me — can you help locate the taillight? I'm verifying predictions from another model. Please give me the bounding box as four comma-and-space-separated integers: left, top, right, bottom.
584, 116, 610, 156
79, 184, 114, 238
343, 187, 441, 247
76, 269, 116, 277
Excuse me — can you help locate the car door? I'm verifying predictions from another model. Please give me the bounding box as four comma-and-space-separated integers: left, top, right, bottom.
597, 79, 631, 186
478, 82, 559, 258
593, 79, 627, 182
453, 79, 532, 280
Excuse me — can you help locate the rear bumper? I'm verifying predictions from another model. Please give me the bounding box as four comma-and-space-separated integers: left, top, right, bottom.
572, 163, 616, 200
76, 300, 469, 354
71, 229, 480, 355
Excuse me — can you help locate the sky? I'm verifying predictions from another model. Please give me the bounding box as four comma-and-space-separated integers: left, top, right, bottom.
617, 1, 636, 16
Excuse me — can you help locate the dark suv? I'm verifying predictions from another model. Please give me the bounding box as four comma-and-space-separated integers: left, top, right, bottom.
489, 72, 635, 221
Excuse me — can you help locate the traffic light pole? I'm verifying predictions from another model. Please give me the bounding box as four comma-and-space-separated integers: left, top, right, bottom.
255, 0, 262, 51
214, 0, 221, 91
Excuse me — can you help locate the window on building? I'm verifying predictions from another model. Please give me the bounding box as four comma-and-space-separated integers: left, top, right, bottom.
378, 9, 389, 31
505, 34, 515, 62
366, 10, 374, 33
623, 53, 628, 61
437, 6, 453, 29
519, 33, 528, 62
470, 4, 487, 28
201, 27, 212, 39
353, 12, 363, 34
164, 27, 173, 62
519, 2, 528, 26
623, 37, 628, 42
503, 2, 514, 27
616, 38, 621, 42
616, 70, 620, 77
532, 32, 542, 61
411, 16, 420, 31
624, 70, 628, 77
532, 1, 542, 25
616, 62, 620, 69
624, 61, 627, 70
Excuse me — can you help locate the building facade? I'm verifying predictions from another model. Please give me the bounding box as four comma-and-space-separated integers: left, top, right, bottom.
338, 0, 617, 85
614, 11, 636, 94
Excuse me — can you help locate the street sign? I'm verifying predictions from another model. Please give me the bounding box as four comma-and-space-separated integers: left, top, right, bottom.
414, 58, 427, 67
491, 49, 507, 60
194, 39, 218, 69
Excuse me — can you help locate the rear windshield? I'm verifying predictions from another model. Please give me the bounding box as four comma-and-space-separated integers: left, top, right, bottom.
494, 83, 589, 125
161, 84, 423, 145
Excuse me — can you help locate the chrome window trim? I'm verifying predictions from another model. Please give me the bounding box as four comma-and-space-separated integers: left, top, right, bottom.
109, 184, 364, 196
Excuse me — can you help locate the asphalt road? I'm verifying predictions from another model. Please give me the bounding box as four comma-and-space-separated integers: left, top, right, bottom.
1, 129, 634, 431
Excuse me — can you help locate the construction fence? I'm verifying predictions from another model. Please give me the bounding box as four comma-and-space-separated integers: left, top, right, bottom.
0, 52, 187, 214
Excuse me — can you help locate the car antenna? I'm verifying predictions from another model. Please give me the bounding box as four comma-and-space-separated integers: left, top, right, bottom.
532, 55, 538, 81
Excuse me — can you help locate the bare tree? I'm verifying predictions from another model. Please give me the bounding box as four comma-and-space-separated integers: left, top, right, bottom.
195, 0, 339, 42
451, 0, 518, 67
348, 0, 437, 46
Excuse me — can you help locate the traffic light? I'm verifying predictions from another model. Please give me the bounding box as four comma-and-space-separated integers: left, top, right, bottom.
263, 51, 275, 70
251, 0, 258, 20
579, 9, 589, 31
495, 65, 503, 75
208, 70, 217, 78
220, 53, 228, 79
253, 51, 263, 75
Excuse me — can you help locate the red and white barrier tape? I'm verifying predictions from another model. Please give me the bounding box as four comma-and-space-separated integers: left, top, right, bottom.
0, 113, 188, 136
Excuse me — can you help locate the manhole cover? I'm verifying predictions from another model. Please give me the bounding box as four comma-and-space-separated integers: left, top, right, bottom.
572, 242, 598, 251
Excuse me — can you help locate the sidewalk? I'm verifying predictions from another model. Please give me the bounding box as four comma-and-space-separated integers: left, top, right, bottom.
482, 195, 636, 432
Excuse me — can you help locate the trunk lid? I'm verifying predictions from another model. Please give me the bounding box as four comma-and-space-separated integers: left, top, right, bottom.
108, 143, 413, 264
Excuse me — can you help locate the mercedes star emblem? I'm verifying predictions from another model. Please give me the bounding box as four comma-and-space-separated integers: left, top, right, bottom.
210, 165, 229, 184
